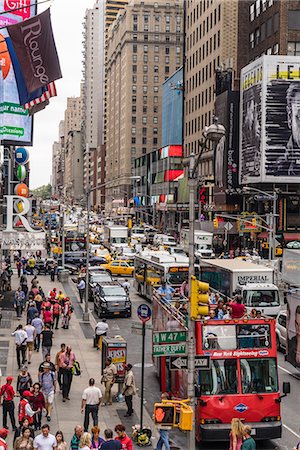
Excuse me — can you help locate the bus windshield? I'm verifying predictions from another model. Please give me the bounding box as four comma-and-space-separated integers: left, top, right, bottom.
167, 268, 188, 285
197, 359, 238, 395
244, 289, 280, 307
240, 358, 278, 394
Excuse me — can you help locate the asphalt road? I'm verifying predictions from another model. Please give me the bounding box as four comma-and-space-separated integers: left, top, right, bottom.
90, 276, 300, 450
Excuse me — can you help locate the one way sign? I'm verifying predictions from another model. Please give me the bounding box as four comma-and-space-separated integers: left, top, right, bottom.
169, 356, 210, 370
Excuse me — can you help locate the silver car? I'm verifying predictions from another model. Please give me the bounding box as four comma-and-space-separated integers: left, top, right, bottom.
275, 310, 287, 351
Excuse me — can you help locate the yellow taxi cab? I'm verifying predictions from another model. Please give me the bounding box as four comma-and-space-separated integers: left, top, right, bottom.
101, 259, 134, 276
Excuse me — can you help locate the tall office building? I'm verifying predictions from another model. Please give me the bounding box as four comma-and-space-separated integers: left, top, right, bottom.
105, 0, 183, 210
184, 0, 239, 180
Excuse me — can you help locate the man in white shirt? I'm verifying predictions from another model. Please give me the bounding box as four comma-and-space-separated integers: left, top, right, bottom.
32, 314, 44, 352
95, 319, 109, 350
77, 279, 85, 303
33, 424, 57, 450
11, 324, 28, 369
24, 323, 36, 365
81, 378, 102, 432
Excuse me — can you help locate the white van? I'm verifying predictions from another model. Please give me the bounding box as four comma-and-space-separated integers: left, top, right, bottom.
153, 234, 177, 247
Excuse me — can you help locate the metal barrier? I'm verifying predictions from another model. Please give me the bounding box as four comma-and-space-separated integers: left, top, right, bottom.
152, 288, 188, 330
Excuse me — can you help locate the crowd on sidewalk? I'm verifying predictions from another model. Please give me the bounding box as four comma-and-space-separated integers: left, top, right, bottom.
0, 261, 137, 450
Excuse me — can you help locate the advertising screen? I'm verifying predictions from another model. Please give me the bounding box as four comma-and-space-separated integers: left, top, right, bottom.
0, 0, 37, 145
240, 55, 300, 184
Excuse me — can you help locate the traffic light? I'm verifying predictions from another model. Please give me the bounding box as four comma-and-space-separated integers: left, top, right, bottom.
179, 405, 193, 431
251, 217, 257, 227
154, 403, 176, 426
190, 275, 210, 320
213, 217, 218, 228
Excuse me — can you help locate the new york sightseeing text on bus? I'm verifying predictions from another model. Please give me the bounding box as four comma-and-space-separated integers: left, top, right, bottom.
152, 289, 290, 443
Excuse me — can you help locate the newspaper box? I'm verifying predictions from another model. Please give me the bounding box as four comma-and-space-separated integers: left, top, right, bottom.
101, 336, 127, 384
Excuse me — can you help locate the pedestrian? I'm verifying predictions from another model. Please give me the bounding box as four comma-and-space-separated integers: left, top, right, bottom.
114, 424, 132, 450
27, 303, 38, 325
229, 296, 246, 319
16, 260, 22, 278
17, 366, 32, 397
0, 428, 9, 450
42, 307, 53, 329
77, 279, 85, 303
41, 325, 53, 360
24, 323, 36, 365
61, 298, 72, 329
31, 384, 45, 431
13, 417, 35, 442
81, 378, 102, 432
49, 288, 57, 303
101, 357, 117, 406
249, 308, 257, 319
101, 429, 121, 450
0, 376, 16, 431
18, 391, 38, 426
90, 426, 104, 449
157, 281, 175, 305
14, 288, 25, 319
122, 279, 130, 294
38, 363, 56, 422
51, 301, 61, 330
55, 431, 67, 450
95, 319, 108, 351
229, 418, 244, 450
57, 290, 65, 303
31, 315, 43, 353
79, 432, 92, 449
38, 355, 55, 376
41, 299, 51, 312
54, 344, 66, 391
31, 276, 39, 289
241, 425, 256, 450
70, 425, 83, 450
33, 424, 57, 449
13, 427, 34, 450
12, 325, 28, 370
20, 275, 28, 298
34, 295, 43, 316
59, 345, 76, 402
214, 299, 225, 320
156, 392, 171, 450
122, 364, 136, 417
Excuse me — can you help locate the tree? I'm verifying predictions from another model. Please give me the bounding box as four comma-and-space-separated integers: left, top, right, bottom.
30, 183, 52, 200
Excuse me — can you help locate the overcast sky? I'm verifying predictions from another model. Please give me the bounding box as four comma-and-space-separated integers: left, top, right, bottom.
30, 0, 95, 188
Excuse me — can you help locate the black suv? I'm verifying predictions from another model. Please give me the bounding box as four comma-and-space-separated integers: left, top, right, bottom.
93, 282, 131, 318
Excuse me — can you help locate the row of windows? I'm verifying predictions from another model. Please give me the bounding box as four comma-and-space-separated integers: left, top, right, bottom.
249, 0, 274, 22
132, 95, 158, 104
132, 23, 181, 33
186, 32, 220, 73
131, 112, 159, 123
131, 136, 158, 146
186, 110, 213, 139
249, 13, 279, 49
288, 41, 300, 56
186, 86, 214, 116
140, 44, 181, 54
187, 5, 221, 51
186, 56, 220, 94
132, 56, 181, 66
132, 33, 181, 44
132, 65, 171, 75
187, 0, 215, 27
133, 13, 179, 23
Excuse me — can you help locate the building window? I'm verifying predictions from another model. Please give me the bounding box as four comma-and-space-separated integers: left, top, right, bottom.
288, 10, 300, 30
132, 117, 136, 124
165, 66, 170, 73
249, 32, 254, 49
142, 137, 147, 145
144, 45, 148, 53
155, 14, 160, 21
249, 3, 255, 21
132, 95, 136, 103
133, 14, 138, 22
133, 34, 137, 41
154, 96, 158, 103
142, 148, 147, 155
142, 127, 147, 135
154, 65, 159, 73
153, 127, 158, 134
133, 44, 137, 53
153, 137, 158, 145
144, 14, 149, 23
255, 27, 260, 45
154, 55, 159, 62
143, 96, 147, 104
153, 106, 158, 113
143, 75, 148, 82
132, 85, 137, 93
143, 86, 148, 93
166, 24, 170, 32
176, 46, 181, 54
132, 75, 137, 83
143, 106, 147, 113
154, 75, 159, 83
165, 56, 170, 63
273, 43, 279, 54
288, 41, 300, 55
154, 45, 159, 53
153, 117, 158, 124
166, 15, 170, 23
165, 47, 170, 54
144, 34, 148, 41
155, 34, 159, 41
154, 86, 159, 92
142, 116, 147, 124
133, 24, 138, 31
255, 0, 260, 17
132, 106, 136, 113
132, 54, 137, 62
155, 24, 159, 32
144, 55, 148, 62
131, 137, 136, 144
132, 127, 136, 134
143, 65, 148, 73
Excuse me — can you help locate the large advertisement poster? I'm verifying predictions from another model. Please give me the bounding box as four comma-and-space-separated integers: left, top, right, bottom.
0, 0, 37, 145
240, 55, 300, 184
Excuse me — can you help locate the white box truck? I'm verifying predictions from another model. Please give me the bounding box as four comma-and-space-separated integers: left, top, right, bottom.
104, 225, 128, 251
199, 259, 280, 316
180, 229, 214, 258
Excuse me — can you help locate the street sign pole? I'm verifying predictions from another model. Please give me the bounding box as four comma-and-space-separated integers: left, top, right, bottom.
140, 321, 146, 430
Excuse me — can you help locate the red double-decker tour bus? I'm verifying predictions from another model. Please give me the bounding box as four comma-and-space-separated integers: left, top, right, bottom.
152, 291, 290, 443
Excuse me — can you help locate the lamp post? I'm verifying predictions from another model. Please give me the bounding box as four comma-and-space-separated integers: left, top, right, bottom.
243, 186, 278, 261
187, 118, 225, 450
82, 175, 141, 322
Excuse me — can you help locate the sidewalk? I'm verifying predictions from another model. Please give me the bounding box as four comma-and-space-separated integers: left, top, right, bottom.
4, 273, 158, 448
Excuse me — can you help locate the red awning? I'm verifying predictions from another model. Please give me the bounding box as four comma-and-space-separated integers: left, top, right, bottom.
283, 232, 300, 241
257, 232, 269, 239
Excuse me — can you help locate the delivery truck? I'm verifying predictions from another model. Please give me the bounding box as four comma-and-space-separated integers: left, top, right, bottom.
180, 229, 214, 258
199, 259, 280, 316
104, 225, 128, 251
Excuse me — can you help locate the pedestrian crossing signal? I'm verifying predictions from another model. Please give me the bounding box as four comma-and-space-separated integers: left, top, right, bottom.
213, 217, 218, 228
154, 404, 176, 426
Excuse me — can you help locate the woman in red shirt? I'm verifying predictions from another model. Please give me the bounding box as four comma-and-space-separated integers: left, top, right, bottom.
42, 307, 53, 327
115, 424, 133, 450
31, 383, 45, 430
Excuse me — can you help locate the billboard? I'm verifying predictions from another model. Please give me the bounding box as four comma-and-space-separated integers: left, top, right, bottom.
214, 90, 239, 190
0, 0, 37, 145
240, 55, 300, 184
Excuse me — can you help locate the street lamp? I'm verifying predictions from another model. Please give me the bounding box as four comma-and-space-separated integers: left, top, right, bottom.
243, 186, 278, 261
82, 175, 141, 322
187, 117, 225, 450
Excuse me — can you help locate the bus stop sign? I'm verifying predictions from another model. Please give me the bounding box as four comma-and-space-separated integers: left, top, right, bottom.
137, 304, 152, 323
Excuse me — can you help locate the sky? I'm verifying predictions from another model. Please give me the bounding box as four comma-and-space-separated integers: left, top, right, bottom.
30, 0, 95, 188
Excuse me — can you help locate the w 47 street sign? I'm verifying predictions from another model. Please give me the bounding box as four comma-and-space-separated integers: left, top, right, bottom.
153, 331, 186, 344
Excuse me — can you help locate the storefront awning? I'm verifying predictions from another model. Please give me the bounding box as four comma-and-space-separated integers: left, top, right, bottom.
283, 232, 300, 241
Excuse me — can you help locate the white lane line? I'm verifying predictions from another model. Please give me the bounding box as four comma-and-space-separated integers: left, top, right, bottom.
283, 424, 300, 439
278, 364, 300, 380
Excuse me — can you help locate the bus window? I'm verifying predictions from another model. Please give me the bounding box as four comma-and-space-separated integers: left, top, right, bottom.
203, 325, 236, 350
237, 324, 271, 349
240, 358, 278, 394
197, 360, 238, 395
245, 290, 280, 308
146, 264, 162, 284
167, 268, 188, 285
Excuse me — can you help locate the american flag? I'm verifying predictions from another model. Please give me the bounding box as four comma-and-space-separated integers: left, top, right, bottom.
24, 82, 57, 111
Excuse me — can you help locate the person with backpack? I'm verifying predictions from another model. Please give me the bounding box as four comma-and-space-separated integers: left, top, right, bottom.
16, 367, 32, 397
59, 346, 76, 402
38, 363, 56, 422
51, 301, 61, 330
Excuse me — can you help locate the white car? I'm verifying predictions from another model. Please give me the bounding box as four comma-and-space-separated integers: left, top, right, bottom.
275, 310, 287, 351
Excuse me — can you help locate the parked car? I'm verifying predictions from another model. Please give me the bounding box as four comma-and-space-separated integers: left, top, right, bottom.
100, 259, 135, 276
276, 310, 287, 351
93, 281, 132, 318
89, 269, 113, 300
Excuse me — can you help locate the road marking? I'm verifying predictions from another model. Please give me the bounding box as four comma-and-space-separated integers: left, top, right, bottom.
283, 424, 300, 439
278, 364, 300, 381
